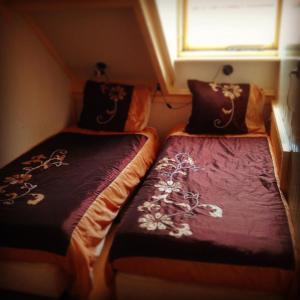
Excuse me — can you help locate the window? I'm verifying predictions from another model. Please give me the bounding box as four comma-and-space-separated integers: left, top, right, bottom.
180, 0, 281, 55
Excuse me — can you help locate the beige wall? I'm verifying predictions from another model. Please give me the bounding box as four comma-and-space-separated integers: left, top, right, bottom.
148, 97, 191, 140
0, 11, 73, 168
174, 60, 279, 91
29, 7, 157, 85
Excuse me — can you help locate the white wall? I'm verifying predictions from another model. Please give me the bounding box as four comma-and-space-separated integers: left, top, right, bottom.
0, 10, 73, 168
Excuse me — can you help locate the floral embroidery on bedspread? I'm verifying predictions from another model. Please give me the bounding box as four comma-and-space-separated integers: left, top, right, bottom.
137, 153, 223, 238
0, 149, 68, 206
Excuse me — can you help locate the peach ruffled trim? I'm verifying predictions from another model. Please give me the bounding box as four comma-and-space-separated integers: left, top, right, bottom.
124, 86, 151, 132
168, 125, 268, 139
245, 84, 266, 134
65, 127, 159, 299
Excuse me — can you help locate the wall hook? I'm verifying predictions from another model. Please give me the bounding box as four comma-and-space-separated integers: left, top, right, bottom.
95, 62, 107, 76
94, 62, 109, 83
222, 65, 234, 76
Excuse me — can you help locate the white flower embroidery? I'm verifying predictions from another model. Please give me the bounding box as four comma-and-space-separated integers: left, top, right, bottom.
0, 150, 68, 206
138, 213, 173, 231
109, 86, 126, 102
155, 157, 176, 171
155, 180, 181, 194
169, 223, 192, 238
222, 84, 242, 100
187, 156, 195, 165
209, 82, 219, 92
4, 174, 32, 185
199, 204, 223, 218
137, 153, 223, 239
156, 162, 170, 170
209, 82, 242, 101
138, 201, 160, 212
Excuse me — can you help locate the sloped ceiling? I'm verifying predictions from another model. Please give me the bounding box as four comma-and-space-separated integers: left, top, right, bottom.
11, 3, 157, 86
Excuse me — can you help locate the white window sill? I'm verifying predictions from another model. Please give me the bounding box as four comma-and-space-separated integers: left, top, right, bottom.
176, 50, 280, 62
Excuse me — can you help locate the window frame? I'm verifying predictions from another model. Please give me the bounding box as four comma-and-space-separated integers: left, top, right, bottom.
178, 0, 282, 57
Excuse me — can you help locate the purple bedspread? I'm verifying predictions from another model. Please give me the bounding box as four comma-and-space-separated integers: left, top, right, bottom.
110, 135, 295, 270
0, 132, 147, 255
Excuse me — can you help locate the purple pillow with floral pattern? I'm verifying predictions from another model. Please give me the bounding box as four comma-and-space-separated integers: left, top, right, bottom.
186, 80, 252, 134
78, 80, 134, 131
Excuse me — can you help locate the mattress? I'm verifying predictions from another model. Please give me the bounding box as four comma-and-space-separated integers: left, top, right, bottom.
109, 131, 296, 298
0, 235, 106, 298
0, 127, 158, 299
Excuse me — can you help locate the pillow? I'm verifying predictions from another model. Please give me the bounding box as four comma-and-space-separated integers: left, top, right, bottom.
186, 80, 265, 134
78, 80, 151, 132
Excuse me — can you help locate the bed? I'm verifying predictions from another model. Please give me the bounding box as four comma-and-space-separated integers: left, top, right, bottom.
0, 81, 158, 299
109, 80, 297, 300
